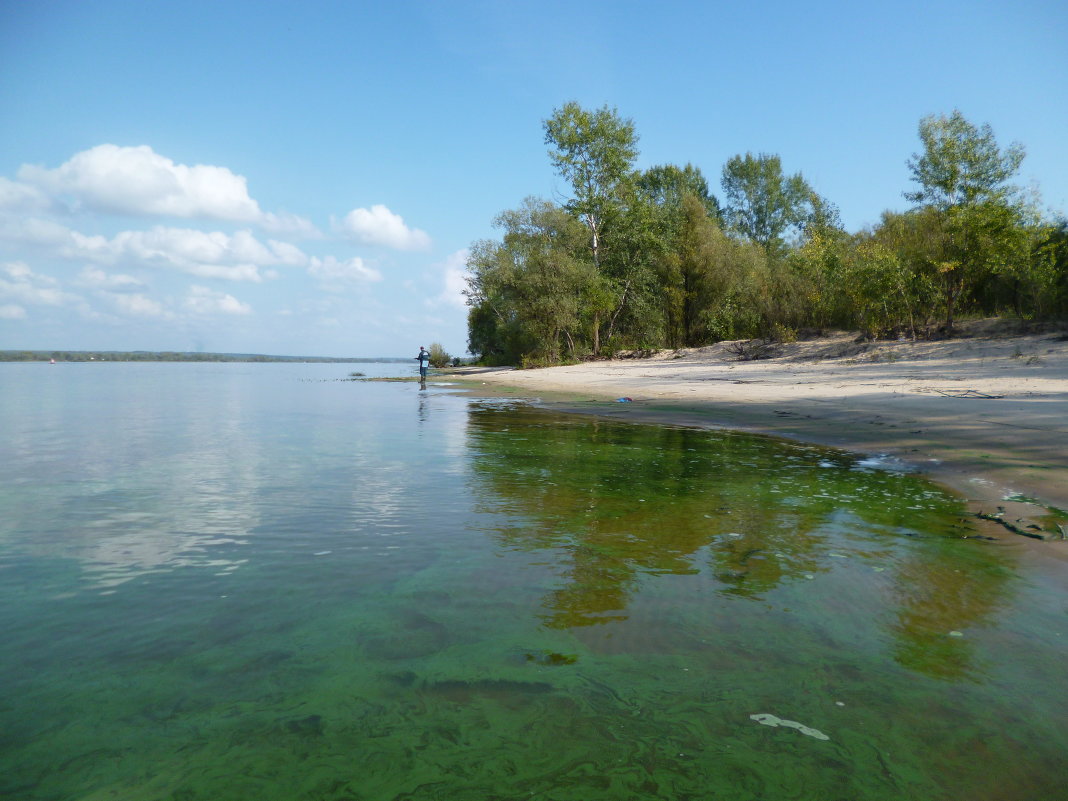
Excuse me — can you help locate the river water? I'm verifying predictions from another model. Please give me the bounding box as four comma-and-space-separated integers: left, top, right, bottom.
1, 362, 1065, 800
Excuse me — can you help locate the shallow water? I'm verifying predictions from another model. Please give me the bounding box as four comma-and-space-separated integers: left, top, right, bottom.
1, 363, 1066, 800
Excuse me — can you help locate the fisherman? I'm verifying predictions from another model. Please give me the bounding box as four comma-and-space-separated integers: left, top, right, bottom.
415, 346, 430, 379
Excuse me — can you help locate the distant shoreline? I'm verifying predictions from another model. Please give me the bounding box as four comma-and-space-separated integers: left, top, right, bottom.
445, 326, 1068, 543
0, 350, 408, 363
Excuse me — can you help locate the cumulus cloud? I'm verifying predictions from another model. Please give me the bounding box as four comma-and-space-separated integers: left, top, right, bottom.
77, 266, 144, 290
335, 204, 431, 250
106, 227, 307, 279
2, 219, 308, 283
308, 255, 382, 290
0, 261, 70, 306
184, 285, 252, 316
260, 211, 321, 238
15, 144, 318, 235
111, 292, 170, 318
19, 144, 262, 221
0, 216, 75, 248
0, 177, 54, 213
425, 248, 470, 309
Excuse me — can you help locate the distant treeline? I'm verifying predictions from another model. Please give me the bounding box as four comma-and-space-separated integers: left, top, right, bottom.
466, 105, 1068, 366
1, 351, 406, 363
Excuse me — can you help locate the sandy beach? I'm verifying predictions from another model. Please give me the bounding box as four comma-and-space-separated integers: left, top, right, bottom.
448, 323, 1068, 542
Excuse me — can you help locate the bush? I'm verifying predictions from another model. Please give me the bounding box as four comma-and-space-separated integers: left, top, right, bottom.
427, 342, 452, 368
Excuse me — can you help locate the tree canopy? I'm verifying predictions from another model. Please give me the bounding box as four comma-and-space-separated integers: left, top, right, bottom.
465, 105, 1062, 365
721, 153, 815, 257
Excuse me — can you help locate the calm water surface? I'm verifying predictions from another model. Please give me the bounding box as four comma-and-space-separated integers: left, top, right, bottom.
1, 363, 1066, 800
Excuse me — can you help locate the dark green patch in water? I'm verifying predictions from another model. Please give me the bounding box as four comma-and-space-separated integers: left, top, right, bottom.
1, 370, 1066, 800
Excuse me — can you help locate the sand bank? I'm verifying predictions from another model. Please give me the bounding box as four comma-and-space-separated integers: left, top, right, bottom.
446, 327, 1068, 542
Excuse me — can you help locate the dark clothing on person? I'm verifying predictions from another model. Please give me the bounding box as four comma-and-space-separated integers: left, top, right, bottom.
416, 348, 430, 378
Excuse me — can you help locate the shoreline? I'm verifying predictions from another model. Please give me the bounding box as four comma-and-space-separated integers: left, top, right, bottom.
442, 327, 1068, 544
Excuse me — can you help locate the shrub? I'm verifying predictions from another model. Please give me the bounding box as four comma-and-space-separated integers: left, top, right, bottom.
427, 342, 452, 368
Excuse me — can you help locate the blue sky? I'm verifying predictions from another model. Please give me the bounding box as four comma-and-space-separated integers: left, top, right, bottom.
2, 0, 1065, 357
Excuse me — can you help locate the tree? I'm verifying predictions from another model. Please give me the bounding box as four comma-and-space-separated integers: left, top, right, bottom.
636, 163, 721, 224
465, 198, 595, 364
543, 102, 639, 270
905, 110, 1032, 329
427, 343, 452, 368
905, 110, 1024, 210
543, 103, 643, 354
653, 192, 728, 346
721, 153, 814, 258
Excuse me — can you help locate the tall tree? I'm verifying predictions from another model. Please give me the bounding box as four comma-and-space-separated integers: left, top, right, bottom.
465, 198, 594, 364
637, 163, 721, 223
905, 110, 1024, 210
543, 102, 639, 270
904, 110, 1031, 329
543, 103, 641, 353
721, 153, 814, 257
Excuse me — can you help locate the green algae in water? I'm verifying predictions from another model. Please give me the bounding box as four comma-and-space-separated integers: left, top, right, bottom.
2, 376, 1067, 801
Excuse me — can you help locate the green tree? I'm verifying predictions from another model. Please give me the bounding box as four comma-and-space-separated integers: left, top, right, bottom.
904, 110, 1032, 329
654, 192, 727, 346
1033, 220, 1068, 317
636, 163, 722, 224
721, 153, 815, 258
905, 110, 1024, 211
465, 198, 595, 364
544, 103, 639, 268
544, 103, 641, 354
427, 342, 452, 368
868, 208, 946, 333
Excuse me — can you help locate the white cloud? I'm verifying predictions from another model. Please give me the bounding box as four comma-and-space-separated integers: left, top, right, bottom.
77, 266, 144, 290
308, 255, 382, 290
106, 227, 305, 279
0, 177, 54, 213
335, 204, 431, 250
0, 216, 74, 248
19, 144, 262, 221
260, 211, 322, 238
1, 220, 307, 283
15, 144, 318, 235
112, 293, 170, 318
0, 261, 71, 307
425, 248, 470, 309
184, 285, 252, 316
3, 262, 35, 280
0, 303, 26, 319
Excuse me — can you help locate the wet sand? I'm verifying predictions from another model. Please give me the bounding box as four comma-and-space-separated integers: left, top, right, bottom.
445, 328, 1068, 542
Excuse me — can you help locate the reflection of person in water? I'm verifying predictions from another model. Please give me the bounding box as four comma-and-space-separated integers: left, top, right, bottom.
415, 346, 430, 379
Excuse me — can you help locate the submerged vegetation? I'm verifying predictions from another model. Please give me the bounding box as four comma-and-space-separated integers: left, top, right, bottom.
466, 105, 1067, 365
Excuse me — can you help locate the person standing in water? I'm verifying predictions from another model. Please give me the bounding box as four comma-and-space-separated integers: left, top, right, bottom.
415, 346, 430, 379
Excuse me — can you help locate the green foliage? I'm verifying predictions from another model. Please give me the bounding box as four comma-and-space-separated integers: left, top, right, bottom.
721, 153, 815, 258
904, 110, 1034, 329
465, 198, 596, 363
427, 342, 452, 368
544, 102, 639, 270
465, 106, 1063, 366
905, 110, 1025, 210
637, 163, 722, 224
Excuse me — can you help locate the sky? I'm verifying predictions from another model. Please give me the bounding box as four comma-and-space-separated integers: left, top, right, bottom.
1, 0, 1065, 358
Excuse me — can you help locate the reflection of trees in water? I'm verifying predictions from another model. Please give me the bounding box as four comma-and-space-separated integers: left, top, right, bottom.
467, 406, 1019, 678
888, 543, 1016, 680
